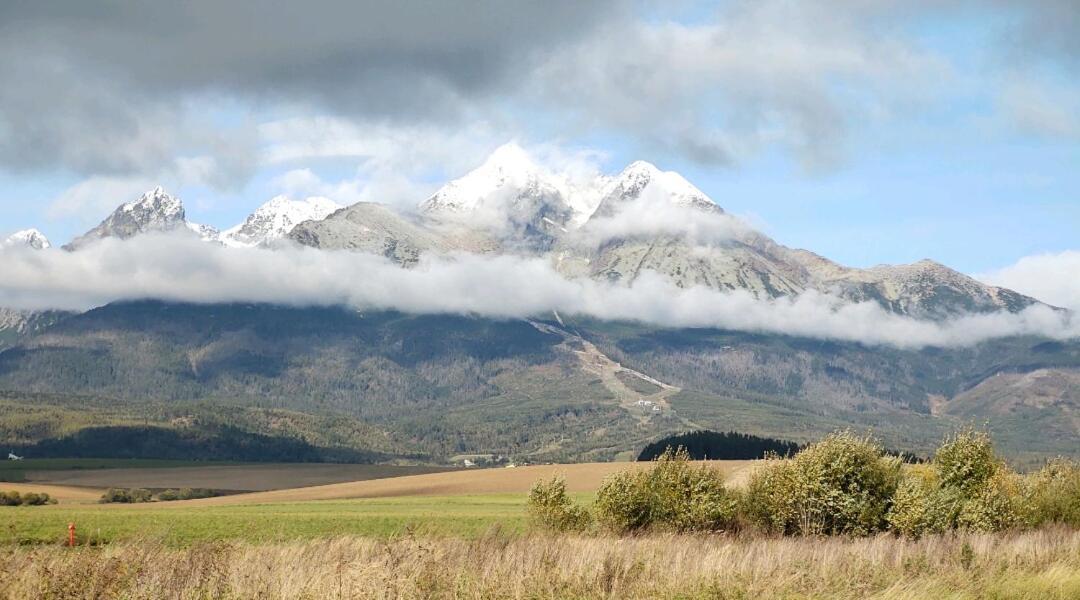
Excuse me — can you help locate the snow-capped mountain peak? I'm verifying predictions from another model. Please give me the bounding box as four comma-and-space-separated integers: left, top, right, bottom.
591, 161, 719, 219
65, 186, 193, 250
2, 228, 51, 250
420, 142, 557, 215
122, 186, 184, 220
418, 142, 587, 247
221, 195, 343, 247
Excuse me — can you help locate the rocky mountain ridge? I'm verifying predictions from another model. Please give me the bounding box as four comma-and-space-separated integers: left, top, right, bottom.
10, 145, 1049, 320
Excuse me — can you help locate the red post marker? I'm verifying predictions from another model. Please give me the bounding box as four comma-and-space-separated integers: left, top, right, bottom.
67, 522, 75, 547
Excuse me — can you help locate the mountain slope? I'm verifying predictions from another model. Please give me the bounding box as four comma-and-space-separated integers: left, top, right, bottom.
1, 301, 1077, 463
64, 187, 215, 250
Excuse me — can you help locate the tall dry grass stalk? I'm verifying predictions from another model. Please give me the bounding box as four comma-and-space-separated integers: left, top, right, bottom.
2, 527, 1078, 599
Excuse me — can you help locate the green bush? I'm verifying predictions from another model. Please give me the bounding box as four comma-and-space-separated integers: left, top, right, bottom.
0, 490, 56, 506
743, 431, 901, 536
526, 476, 591, 532
886, 464, 960, 537
99, 487, 153, 504
934, 429, 1002, 496
889, 428, 1027, 535
594, 447, 736, 533
956, 471, 1022, 532
1023, 458, 1080, 528
156, 488, 218, 502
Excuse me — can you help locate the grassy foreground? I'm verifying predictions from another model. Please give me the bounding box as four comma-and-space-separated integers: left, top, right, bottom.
1, 494, 537, 546
1, 528, 1077, 599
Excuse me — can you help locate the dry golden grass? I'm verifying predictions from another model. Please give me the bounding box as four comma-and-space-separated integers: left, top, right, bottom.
2, 527, 1077, 599
0, 483, 104, 505
184, 460, 756, 506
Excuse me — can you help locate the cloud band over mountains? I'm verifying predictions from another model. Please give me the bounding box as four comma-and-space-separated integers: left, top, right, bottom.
1, 234, 1076, 349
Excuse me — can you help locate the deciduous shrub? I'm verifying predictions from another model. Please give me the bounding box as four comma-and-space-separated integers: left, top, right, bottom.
527, 476, 591, 532
743, 431, 901, 535
99, 488, 153, 504
0, 490, 56, 506
157, 488, 218, 502
934, 429, 1002, 496
1023, 458, 1080, 528
594, 448, 736, 533
889, 428, 1024, 535
885, 464, 961, 536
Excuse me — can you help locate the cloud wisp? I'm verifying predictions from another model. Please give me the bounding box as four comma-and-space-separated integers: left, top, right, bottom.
1, 234, 1076, 349
979, 250, 1080, 311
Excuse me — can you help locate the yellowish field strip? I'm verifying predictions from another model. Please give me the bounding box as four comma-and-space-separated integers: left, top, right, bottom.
186, 460, 757, 506
0, 482, 105, 504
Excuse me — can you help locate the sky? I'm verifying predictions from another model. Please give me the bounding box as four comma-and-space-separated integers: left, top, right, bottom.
0, 0, 1077, 277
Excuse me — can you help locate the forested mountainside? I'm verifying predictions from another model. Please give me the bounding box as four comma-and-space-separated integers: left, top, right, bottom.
1, 301, 1076, 465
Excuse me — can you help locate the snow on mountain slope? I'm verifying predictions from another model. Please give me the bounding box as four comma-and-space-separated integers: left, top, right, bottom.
419, 142, 596, 248
2, 228, 51, 250
65, 187, 194, 250
590, 160, 719, 220
186, 222, 221, 243
222, 196, 342, 247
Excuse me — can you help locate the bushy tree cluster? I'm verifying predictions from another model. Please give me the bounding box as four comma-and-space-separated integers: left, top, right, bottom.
156, 488, 218, 502
527, 476, 591, 532
743, 431, 902, 535
889, 430, 1080, 536
0, 490, 55, 506
99, 488, 153, 504
528, 448, 737, 534
527, 428, 1080, 538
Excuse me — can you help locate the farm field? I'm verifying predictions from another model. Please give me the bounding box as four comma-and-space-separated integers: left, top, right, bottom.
0, 461, 755, 545
2, 494, 531, 545
0, 458, 243, 482
17, 462, 456, 492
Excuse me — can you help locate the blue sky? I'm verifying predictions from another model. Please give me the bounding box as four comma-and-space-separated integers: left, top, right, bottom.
0, 1, 1076, 276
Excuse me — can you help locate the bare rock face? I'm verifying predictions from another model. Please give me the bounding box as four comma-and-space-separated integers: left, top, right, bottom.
289, 202, 452, 266
64, 187, 199, 250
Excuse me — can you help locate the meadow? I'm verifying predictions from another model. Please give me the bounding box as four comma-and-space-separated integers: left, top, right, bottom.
0, 462, 755, 545
2, 435, 1078, 599
2, 528, 1078, 599
2, 494, 533, 546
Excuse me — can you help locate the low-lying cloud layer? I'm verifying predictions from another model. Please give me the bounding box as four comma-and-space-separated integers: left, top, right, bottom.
2, 234, 1077, 349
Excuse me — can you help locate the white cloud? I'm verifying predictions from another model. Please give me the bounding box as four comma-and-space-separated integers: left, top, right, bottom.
979, 250, 1080, 310
571, 194, 747, 247
45, 176, 158, 225
530, 2, 947, 170
1, 233, 1076, 349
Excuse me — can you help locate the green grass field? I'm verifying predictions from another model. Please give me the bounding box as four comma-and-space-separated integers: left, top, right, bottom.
0, 492, 569, 546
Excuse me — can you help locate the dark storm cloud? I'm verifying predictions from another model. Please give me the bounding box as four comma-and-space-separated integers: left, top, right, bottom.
0, 0, 628, 177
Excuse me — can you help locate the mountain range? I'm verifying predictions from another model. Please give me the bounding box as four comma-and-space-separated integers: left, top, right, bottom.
0, 143, 1075, 465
